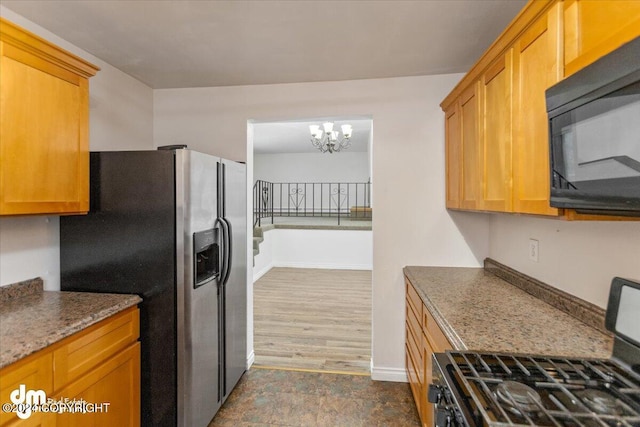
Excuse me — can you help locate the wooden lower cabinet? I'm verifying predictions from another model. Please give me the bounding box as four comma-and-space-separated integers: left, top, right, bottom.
406, 279, 452, 427
54, 343, 140, 427
0, 308, 140, 427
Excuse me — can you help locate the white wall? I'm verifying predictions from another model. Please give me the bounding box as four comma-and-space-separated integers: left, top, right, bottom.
253, 228, 373, 282
489, 215, 640, 308
254, 152, 370, 183
0, 7, 154, 289
274, 229, 372, 270
154, 74, 489, 381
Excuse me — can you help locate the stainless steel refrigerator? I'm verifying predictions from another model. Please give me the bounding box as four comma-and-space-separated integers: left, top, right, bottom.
60, 147, 247, 427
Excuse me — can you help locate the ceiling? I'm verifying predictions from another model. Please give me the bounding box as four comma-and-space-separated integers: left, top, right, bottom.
2, 1, 525, 155
2, 0, 527, 89
253, 118, 371, 154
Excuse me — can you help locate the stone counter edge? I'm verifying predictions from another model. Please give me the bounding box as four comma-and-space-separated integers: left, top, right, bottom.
403, 268, 467, 351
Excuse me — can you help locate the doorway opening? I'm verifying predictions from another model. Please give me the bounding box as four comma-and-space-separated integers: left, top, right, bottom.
248, 116, 373, 374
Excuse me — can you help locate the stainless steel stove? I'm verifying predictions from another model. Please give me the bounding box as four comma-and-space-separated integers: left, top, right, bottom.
430, 277, 640, 427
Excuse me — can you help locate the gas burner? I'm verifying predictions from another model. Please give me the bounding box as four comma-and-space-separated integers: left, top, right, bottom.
574, 389, 622, 415
495, 381, 542, 414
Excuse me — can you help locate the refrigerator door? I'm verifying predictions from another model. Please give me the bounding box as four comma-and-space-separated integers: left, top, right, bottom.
178, 150, 221, 427
220, 158, 247, 400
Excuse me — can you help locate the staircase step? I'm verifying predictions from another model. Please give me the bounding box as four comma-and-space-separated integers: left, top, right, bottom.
253, 236, 263, 251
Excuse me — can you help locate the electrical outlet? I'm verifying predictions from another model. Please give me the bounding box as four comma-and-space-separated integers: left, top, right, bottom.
529, 239, 539, 262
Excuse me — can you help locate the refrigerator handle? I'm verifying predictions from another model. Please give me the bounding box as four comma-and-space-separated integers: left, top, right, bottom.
222, 218, 232, 285
215, 218, 228, 284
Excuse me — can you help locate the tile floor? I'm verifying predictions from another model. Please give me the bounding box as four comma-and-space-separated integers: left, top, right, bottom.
209, 368, 420, 426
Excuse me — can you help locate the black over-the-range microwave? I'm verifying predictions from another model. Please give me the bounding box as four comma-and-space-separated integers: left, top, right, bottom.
546, 36, 640, 217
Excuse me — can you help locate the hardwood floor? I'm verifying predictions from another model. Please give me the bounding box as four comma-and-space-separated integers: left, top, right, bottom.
253, 268, 372, 374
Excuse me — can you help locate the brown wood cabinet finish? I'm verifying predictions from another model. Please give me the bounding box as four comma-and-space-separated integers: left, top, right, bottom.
405, 278, 452, 427
460, 83, 480, 210
445, 105, 462, 209
480, 52, 513, 212
511, 4, 561, 216
564, 0, 640, 77
0, 18, 99, 216
0, 308, 140, 427
440, 0, 640, 220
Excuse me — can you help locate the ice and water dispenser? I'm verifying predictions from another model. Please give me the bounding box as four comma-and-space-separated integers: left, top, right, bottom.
193, 228, 219, 287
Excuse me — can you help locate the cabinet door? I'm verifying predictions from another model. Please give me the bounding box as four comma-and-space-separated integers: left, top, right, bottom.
480, 51, 513, 212
444, 104, 461, 209
0, 22, 92, 216
405, 338, 422, 416
54, 343, 141, 427
422, 333, 433, 427
422, 305, 452, 427
511, 5, 561, 216
460, 83, 480, 209
0, 43, 89, 215
564, 0, 640, 76
0, 353, 55, 427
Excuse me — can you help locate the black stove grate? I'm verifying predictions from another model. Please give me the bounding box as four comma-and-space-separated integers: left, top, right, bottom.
446, 351, 640, 427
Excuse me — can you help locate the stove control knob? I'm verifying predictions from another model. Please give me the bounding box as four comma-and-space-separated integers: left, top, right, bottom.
428, 384, 442, 403
436, 407, 452, 427
453, 408, 465, 426
444, 388, 453, 404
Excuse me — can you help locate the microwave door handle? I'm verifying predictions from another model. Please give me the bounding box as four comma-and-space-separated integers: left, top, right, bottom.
578, 155, 640, 172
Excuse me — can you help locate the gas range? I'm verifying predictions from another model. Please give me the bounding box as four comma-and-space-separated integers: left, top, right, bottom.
430, 277, 640, 427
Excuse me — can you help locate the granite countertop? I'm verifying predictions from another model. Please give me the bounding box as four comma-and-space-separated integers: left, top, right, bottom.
404, 264, 613, 359
0, 278, 141, 369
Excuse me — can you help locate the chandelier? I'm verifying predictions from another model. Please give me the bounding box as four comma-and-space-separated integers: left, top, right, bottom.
309, 122, 353, 153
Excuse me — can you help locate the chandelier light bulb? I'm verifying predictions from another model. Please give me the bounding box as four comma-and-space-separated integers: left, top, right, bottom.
322, 122, 334, 133
341, 124, 353, 138
309, 125, 320, 137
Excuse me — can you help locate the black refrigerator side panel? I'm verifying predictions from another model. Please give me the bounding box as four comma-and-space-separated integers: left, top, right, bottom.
60, 151, 177, 427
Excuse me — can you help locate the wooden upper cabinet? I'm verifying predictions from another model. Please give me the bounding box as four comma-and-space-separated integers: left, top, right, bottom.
460, 83, 480, 210
445, 104, 461, 209
440, 0, 640, 219
564, 0, 640, 77
480, 51, 513, 212
511, 5, 561, 216
0, 18, 99, 216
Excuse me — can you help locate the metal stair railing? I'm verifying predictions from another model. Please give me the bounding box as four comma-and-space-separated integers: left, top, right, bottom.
253, 180, 371, 227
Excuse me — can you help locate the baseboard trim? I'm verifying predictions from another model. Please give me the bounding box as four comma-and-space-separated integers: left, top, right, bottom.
371, 366, 408, 382
252, 263, 274, 282
251, 365, 370, 376
273, 262, 372, 270
246, 350, 255, 369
